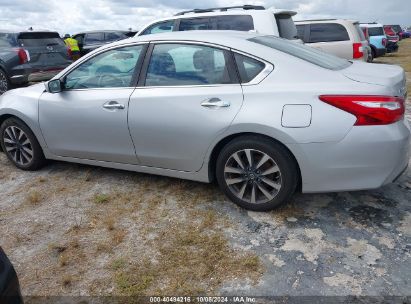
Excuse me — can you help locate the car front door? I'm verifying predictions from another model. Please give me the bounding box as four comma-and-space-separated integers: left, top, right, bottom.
128, 42, 244, 172
39, 44, 146, 164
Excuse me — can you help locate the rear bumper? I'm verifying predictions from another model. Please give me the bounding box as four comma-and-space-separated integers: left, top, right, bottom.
374, 47, 387, 57
290, 120, 411, 193
9, 64, 71, 85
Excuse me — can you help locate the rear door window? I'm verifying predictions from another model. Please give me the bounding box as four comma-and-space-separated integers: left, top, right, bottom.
141, 20, 175, 35
179, 18, 211, 31
214, 15, 254, 31
145, 43, 232, 86
17, 32, 65, 47
234, 53, 265, 83
85, 33, 104, 44
275, 14, 298, 40
308, 23, 350, 43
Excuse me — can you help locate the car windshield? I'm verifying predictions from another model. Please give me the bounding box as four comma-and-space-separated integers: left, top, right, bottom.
249, 35, 351, 70
17, 32, 65, 47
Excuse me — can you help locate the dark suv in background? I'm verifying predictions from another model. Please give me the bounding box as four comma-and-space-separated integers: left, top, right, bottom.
0, 30, 72, 95
72, 30, 137, 56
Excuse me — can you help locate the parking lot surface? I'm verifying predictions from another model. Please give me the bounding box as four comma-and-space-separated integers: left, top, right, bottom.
0, 39, 410, 298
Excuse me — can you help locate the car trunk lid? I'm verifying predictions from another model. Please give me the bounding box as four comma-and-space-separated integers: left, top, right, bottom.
341, 61, 407, 97
17, 32, 71, 67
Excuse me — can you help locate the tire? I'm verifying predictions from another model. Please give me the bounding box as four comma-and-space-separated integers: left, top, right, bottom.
216, 136, 299, 212
0, 68, 10, 96
0, 118, 46, 171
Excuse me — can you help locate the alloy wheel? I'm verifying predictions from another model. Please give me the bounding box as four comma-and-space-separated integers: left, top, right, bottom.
224, 149, 282, 204
3, 126, 34, 166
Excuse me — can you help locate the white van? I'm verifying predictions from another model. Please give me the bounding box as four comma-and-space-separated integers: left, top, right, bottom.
296, 19, 371, 61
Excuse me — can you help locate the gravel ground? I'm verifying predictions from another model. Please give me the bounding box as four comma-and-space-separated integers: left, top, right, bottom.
1, 40, 411, 301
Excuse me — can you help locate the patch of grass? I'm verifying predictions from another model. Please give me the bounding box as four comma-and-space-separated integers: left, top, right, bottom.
111, 258, 127, 271
26, 190, 42, 205
113, 212, 262, 295
93, 193, 111, 204
62, 275, 73, 287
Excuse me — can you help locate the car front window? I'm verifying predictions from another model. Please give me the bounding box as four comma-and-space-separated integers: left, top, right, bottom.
64, 45, 144, 89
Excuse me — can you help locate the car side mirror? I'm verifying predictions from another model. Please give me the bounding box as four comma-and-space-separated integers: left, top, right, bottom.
46, 79, 63, 93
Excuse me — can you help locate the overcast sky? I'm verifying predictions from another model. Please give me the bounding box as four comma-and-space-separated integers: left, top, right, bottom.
0, 0, 409, 34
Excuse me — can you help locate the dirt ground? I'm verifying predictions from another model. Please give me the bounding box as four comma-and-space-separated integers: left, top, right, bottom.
1, 39, 411, 300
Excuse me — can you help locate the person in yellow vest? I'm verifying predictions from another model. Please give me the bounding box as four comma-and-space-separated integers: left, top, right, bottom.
64, 34, 81, 61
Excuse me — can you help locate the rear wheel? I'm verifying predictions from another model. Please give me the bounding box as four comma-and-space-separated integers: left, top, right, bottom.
0, 69, 10, 95
216, 136, 298, 211
0, 118, 46, 170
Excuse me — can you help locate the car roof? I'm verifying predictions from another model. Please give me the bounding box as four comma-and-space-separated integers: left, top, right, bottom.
74, 30, 129, 35
141, 8, 296, 26
109, 30, 260, 49
360, 23, 383, 28
0, 30, 58, 34
295, 19, 358, 24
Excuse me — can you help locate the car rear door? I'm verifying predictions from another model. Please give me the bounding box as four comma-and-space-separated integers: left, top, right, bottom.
128, 42, 244, 172
306, 23, 352, 59
17, 32, 71, 68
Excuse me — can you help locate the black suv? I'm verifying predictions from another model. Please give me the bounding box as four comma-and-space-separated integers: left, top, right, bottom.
0, 30, 72, 95
72, 30, 137, 56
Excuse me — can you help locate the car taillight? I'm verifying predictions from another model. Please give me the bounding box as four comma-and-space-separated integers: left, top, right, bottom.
353, 43, 364, 59
14, 48, 30, 64
382, 38, 387, 46
319, 95, 405, 126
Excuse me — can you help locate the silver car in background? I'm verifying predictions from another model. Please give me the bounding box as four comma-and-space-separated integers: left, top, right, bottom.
0, 31, 409, 211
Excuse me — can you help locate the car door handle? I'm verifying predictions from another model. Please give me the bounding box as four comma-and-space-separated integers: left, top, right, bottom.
103, 101, 125, 110
201, 98, 230, 108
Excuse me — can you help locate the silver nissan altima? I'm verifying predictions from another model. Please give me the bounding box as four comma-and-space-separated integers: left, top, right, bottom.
0, 31, 409, 211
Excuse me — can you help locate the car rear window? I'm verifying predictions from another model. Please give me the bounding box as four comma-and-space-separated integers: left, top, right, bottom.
368, 27, 384, 36
234, 53, 265, 83
215, 15, 254, 31
17, 32, 64, 47
275, 14, 298, 40
308, 23, 350, 43
86, 32, 104, 44
249, 35, 351, 70
0, 33, 17, 47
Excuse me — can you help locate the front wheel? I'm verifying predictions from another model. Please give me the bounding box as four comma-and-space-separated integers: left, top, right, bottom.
0, 118, 46, 170
216, 136, 299, 211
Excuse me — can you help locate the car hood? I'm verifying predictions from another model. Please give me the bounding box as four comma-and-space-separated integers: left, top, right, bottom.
341, 61, 406, 96
1, 83, 46, 100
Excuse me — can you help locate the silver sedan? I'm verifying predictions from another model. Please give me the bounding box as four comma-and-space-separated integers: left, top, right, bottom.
0, 31, 409, 211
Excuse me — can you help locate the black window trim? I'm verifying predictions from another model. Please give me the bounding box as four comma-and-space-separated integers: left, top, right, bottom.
60, 42, 149, 91
138, 41, 240, 88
